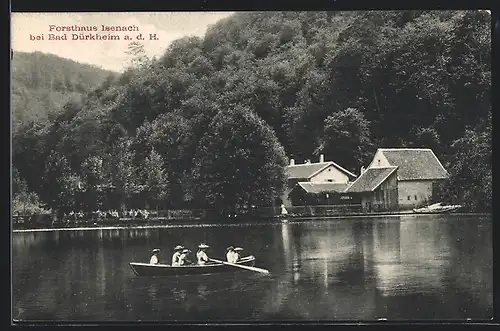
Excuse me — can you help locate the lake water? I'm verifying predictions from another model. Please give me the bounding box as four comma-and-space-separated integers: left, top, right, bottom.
12, 214, 493, 322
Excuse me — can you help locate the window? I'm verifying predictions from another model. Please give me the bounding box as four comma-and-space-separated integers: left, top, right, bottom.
328, 168, 331, 171
414, 195, 418, 201
327, 179, 333, 182
378, 160, 381, 165
407, 196, 411, 201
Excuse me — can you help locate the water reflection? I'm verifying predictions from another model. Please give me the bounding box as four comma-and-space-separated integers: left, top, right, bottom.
12, 216, 492, 321
372, 219, 451, 297
172, 288, 187, 301
260, 221, 374, 319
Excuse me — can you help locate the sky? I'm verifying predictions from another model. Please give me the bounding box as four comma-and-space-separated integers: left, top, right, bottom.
11, 12, 234, 72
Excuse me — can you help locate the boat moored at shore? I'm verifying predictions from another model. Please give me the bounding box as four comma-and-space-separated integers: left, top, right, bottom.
413, 202, 462, 214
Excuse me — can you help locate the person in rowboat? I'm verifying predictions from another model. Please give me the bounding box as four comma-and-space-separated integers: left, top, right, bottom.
171, 245, 184, 266
226, 246, 236, 263
150, 248, 161, 265
233, 247, 243, 262
196, 243, 210, 265
179, 249, 193, 266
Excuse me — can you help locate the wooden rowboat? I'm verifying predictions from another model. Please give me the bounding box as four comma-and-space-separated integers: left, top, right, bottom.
129, 255, 256, 277
413, 202, 462, 214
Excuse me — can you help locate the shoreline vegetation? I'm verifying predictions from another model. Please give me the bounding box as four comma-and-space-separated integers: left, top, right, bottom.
12, 212, 491, 233
12, 11, 491, 220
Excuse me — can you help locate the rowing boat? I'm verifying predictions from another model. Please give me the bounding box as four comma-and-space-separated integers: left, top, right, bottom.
413, 202, 462, 214
129, 255, 256, 277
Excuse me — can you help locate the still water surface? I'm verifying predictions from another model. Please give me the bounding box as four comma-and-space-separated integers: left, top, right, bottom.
12, 215, 492, 321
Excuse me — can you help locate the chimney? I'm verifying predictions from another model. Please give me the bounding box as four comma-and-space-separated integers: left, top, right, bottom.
290, 158, 295, 166
360, 166, 365, 175
319, 154, 324, 163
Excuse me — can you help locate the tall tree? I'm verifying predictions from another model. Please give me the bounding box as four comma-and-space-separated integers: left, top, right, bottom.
192, 105, 287, 215
316, 108, 373, 173
104, 138, 139, 212
41, 151, 79, 214
80, 155, 105, 212
125, 41, 150, 69
440, 113, 491, 212
139, 149, 169, 210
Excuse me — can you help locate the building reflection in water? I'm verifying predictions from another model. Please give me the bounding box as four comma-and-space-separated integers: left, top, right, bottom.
261, 221, 377, 320
372, 218, 451, 297
12, 216, 492, 321
262, 217, 465, 319
281, 222, 300, 284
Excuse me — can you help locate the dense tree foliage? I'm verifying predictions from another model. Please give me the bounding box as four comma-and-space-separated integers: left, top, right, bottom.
12, 10, 491, 215
441, 113, 492, 212
192, 105, 287, 215
316, 108, 373, 173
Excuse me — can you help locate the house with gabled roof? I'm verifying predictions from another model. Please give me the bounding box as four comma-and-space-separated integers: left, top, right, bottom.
281, 154, 357, 207
351, 148, 449, 210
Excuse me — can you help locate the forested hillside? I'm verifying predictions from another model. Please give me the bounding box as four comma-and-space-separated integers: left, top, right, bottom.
12, 11, 491, 216
11, 51, 116, 132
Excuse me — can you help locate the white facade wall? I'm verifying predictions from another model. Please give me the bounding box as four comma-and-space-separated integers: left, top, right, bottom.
368, 150, 390, 168
309, 164, 350, 184
398, 180, 434, 209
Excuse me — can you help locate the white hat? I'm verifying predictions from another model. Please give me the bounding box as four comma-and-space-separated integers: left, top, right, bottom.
174, 245, 184, 251
152, 248, 160, 253
182, 249, 191, 253
198, 243, 209, 249
234, 247, 243, 251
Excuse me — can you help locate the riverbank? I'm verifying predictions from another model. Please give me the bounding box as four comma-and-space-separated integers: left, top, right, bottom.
12, 212, 491, 233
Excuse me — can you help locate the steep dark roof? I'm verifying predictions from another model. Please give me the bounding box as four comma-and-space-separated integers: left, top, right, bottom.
286, 162, 356, 179
296, 182, 349, 194
345, 167, 398, 193
377, 148, 448, 180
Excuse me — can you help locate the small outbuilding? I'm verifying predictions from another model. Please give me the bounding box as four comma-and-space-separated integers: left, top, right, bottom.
344, 166, 399, 212
289, 182, 360, 206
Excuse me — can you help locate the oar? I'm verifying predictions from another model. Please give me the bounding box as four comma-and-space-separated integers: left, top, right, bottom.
209, 258, 270, 274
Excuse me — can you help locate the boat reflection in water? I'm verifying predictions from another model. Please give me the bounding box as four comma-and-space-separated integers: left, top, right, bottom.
12, 215, 493, 321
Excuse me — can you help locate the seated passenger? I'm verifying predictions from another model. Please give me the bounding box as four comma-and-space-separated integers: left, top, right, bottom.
171, 245, 184, 266
179, 249, 193, 266
196, 243, 210, 265
233, 247, 243, 262
226, 246, 236, 263
150, 248, 161, 265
